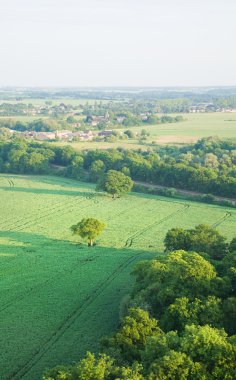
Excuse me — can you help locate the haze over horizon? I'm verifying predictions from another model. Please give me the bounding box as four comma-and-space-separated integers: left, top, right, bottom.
1, 0, 235, 87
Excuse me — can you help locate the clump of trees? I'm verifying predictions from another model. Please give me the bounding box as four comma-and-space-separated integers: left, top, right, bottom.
43, 228, 236, 379
71, 218, 105, 246
97, 170, 134, 198
164, 224, 230, 260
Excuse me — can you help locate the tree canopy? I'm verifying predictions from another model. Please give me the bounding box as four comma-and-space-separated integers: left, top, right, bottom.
164, 224, 229, 260
97, 170, 134, 198
71, 218, 105, 246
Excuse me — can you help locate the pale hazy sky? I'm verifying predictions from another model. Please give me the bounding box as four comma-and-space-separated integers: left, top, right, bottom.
0, 0, 235, 87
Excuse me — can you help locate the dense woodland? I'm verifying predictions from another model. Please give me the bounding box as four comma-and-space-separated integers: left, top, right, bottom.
43, 225, 236, 379
0, 136, 235, 198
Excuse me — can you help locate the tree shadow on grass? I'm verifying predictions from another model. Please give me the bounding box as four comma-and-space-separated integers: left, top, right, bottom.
0, 186, 107, 198
0, 229, 157, 258
0, 174, 96, 190
0, 229, 156, 380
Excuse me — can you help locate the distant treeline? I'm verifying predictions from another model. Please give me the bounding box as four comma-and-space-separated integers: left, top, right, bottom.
1, 87, 236, 101
0, 118, 69, 132
0, 136, 235, 198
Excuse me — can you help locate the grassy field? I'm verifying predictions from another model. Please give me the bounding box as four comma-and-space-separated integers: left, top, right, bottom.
117, 112, 236, 144
0, 174, 236, 380
0, 115, 50, 122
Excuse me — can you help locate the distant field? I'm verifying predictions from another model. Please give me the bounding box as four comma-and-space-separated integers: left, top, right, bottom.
53, 140, 147, 151
117, 112, 236, 144
0, 98, 117, 106
0, 174, 236, 379
0, 115, 49, 122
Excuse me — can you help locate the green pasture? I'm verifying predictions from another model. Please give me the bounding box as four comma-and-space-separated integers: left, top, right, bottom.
0, 116, 50, 122
53, 140, 146, 151
0, 174, 236, 379
118, 112, 236, 143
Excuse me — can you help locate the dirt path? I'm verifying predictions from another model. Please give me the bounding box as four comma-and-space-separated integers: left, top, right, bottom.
135, 181, 236, 205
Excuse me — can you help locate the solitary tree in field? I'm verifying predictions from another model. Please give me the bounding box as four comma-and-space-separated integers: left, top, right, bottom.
71, 218, 105, 247
97, 169, 134, 198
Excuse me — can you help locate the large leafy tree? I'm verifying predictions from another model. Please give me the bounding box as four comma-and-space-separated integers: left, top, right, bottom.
102, 308, 161, 363
97, 170, 134, 198
71, 218, 105, 246
164, 224, 228, 260
90, 159, 106, 181
132, 250, 216, 313
43, 352, 144, 380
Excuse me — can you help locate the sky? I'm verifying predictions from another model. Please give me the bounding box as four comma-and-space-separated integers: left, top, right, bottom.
0, 0, 235, 87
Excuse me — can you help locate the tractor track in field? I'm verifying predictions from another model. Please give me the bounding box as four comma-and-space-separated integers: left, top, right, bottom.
0, 256, 96, 314
1, 193, 81, 229
106, 199, 151, 222
0, 198, 65, 230
7, 252, 145, 380
0, 192, 70, 229
25, 195, 105, 231
7, 179, 14, 187
0, 184, 101, 230
211, 212, 232, 228
124, 204, 190, 248
14, 200, 90, 232
1, 192, 102, 232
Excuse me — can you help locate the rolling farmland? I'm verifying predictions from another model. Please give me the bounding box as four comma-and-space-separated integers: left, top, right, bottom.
0, 174, 236, 380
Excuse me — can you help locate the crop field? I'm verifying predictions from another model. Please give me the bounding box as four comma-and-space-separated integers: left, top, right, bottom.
0, 175, 236, 380
116, 112, 236, 144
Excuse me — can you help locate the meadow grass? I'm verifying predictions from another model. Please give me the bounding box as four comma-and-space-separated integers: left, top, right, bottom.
0, 174, 236, 379
116, 112, 236, 143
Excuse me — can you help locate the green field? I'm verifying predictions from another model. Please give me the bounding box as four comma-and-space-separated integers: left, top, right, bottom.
0, 174, 236, 380
117, 112, 236, 144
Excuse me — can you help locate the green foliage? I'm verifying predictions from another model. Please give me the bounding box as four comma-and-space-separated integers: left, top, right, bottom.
43, 353, 144, 380
90, 160, 106, 181
102, 308, 161, 362
142, 324, 236, 379
0, 137, 235, 198
229, 237, 236, 253
71, 218, 105, 246
97, 170, 134, 198
144, 346, 204, 380
179, 324, 236, 378
132, 251, 216, 315
164, 224, 228, 259
66, 155, 84, 178
124, 130, 135, 139
161, 296, 224, 331
67, 116, 78, 124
